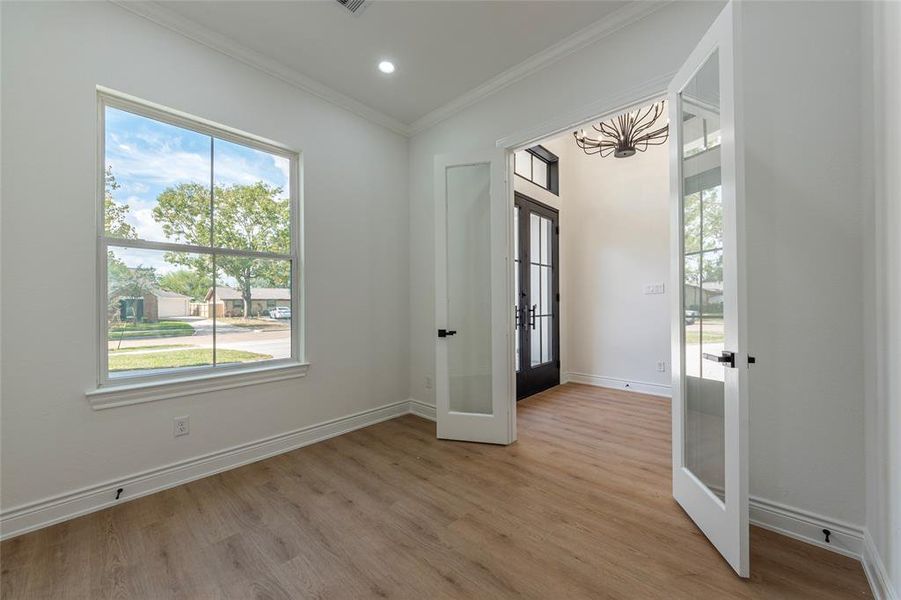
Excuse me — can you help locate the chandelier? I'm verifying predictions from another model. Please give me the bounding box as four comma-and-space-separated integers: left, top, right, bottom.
573, 101, 669, 158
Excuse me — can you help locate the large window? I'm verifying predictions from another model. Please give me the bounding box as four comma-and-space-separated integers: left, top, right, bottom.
99, 93, 301, 386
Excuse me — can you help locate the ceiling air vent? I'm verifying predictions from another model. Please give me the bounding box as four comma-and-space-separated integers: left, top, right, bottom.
335, 0, 371, 15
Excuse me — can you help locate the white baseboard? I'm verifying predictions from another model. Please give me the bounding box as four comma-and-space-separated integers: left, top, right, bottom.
565, 371, 671, 398
863, 529, 898, 600
749, 496, 863, 559
0, 399, 414, 541
409, 399, 437, 421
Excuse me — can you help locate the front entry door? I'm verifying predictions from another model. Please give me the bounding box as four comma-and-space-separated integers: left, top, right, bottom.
669, 1, 750, 577
514, 193, 560, 400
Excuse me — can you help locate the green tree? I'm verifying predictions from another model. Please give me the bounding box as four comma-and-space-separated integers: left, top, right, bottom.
159, 269, 209, 302
107, 262, 159, 322
152, 182, 290, 317
104, 166, 137, 239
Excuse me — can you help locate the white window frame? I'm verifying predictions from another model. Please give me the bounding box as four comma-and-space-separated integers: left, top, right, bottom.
88, 89, 307, 409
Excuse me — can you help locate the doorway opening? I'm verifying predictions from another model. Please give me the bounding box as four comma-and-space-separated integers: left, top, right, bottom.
511, 100, 674, 405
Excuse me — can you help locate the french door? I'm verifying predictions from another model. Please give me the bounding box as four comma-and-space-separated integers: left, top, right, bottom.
669, 2, 749, 577
434, 150, 515, 445
514, 193, 560, 400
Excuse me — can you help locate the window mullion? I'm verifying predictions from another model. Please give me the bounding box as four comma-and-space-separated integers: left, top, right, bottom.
211, 136, 217, 367
102, 238, 291, 261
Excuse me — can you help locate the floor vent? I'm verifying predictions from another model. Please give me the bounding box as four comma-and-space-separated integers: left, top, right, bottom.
336, 0, 370, 15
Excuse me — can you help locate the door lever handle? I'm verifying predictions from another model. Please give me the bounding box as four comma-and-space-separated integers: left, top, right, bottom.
437, 329, 457, 338
703, 351, 736, 368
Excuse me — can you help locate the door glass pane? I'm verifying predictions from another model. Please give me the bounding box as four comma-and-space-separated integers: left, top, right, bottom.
446, 164, 492, 414
514, 206, 521, 373
681, 49, 726, 501
529, 212, 554, 367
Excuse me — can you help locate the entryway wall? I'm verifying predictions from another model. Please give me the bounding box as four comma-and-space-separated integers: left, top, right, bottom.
514, 132, 670, 397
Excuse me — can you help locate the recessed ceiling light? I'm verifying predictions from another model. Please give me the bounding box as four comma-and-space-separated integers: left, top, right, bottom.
378, 60, 395, 74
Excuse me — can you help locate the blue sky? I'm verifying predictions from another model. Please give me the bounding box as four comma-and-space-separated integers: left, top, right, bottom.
105, 106, 290, 275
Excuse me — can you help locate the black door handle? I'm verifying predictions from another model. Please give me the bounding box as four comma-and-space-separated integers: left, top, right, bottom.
703, 351, 736, 368
438, 329, 457, 338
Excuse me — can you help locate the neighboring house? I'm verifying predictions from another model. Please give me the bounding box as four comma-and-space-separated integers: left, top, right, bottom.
683, 281, 724, 311
118, 289, 191, 322
203, 286, 291, 317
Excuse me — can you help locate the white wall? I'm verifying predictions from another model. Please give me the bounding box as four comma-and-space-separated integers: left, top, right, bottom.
740, 0, 866, 528
409, 0, 867, 530
866, 0, 901, 596
0, 2, 409, 513
561, 136, 670, 392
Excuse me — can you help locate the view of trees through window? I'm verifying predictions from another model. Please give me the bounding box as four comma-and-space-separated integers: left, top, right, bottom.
103, 104, 295, 380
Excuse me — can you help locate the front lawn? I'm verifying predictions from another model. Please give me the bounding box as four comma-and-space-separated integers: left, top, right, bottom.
109, 348, 272, 372
109, 344, 191, 353
217, 317, 289, 331
108, 320, 195, 340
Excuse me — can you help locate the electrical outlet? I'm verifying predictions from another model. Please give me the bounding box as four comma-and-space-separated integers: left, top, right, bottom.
174, 416, 190, 437
425, 376, 433, 390
644, 283, 665, 295
656, 361, 666, 372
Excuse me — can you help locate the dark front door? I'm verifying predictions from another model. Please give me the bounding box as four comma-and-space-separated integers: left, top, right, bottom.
514, 193, 560, 400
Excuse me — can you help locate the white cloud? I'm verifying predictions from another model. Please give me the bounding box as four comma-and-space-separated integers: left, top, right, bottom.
111, 246, 181, 276
108, 149, 210, 186
122, 181, 149, 194
128, 208, 169, 243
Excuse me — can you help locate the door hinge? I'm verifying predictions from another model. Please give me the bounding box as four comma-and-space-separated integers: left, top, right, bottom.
556, 360, 561, 368
748, 355, 756, 365
556, 292, 560, 302
555, 225, 559, 235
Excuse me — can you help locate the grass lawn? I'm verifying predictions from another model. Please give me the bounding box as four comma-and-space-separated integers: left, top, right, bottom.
218, 317, 289, 331
108, 320, 195, 340
686, 331, 725, 344
109, 344, 191, 353
109, 348, 271, 372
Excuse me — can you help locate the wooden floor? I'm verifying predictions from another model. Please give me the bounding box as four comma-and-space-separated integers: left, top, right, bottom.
1, 384, 872, 599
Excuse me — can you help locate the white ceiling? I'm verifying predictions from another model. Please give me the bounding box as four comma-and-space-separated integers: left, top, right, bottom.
150, 0, 634, 127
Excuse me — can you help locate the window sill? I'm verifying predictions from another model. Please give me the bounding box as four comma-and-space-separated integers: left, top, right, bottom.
86, 362, 310, 410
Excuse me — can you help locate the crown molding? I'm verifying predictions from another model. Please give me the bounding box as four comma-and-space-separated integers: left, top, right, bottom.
408, 0, 672, 135
109, 0, 411, 136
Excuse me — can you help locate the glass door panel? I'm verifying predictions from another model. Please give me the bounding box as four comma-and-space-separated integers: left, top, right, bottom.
681, 49, 726, 502
446, 163, 492, 415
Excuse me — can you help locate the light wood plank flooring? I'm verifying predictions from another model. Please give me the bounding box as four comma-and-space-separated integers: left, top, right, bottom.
1, 384, 872, 599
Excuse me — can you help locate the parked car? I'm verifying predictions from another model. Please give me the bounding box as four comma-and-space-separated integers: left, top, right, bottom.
270, 306, 291, 320
684, 309, 700, 325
